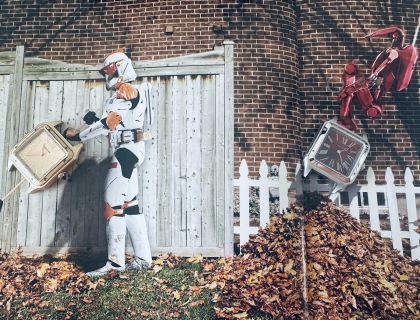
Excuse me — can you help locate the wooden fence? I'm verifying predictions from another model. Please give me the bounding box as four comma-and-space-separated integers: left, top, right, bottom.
0, 43, 234, 257
234, 159, 420, 261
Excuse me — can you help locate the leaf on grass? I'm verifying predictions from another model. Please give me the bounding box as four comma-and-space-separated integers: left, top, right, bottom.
173, 290, 180, 300
152, 277, 164, 285
212, 293, 221, 302
187, 254, 203, 263
38, 300, 49, 308
202, 261, 215, 271
189, 299, 204, 307
400, 274, 409, 281
86, 280, 98, 290
153, 265, 163, 273
189, 285, 202, 295
55, 305, 66, 312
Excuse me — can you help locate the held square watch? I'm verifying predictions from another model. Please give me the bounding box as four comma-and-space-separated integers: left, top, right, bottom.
302, 118, 370, 193
8, 121, 83, 194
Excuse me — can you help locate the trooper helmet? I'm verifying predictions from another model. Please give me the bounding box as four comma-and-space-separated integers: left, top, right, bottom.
99, 47, 137, 91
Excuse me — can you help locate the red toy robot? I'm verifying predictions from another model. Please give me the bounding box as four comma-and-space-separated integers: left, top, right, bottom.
337, 18, 420, 130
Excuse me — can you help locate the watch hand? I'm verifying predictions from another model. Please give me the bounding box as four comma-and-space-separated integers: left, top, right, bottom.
337, 150, 343, 162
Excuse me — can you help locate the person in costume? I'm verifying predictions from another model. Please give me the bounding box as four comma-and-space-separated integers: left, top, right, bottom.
63, 48, 154, 277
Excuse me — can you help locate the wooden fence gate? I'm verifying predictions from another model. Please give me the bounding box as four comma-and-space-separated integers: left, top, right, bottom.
0, 42, 234, 257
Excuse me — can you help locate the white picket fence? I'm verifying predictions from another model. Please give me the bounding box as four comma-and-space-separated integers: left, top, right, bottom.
234, 159, 420, 261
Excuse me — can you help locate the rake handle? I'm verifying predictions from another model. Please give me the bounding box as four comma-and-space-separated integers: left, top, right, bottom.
0, 179, 26, 211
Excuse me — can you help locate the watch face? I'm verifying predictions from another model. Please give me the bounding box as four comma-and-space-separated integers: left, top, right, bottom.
15, 128, 68, 181
314, 126, 364, 177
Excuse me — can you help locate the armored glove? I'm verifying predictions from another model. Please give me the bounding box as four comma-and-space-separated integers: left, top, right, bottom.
83, 111, 100, 125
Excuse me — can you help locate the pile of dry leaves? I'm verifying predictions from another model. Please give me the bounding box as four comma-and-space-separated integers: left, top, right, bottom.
0, 248, 92, 311
205, 192, 420, 319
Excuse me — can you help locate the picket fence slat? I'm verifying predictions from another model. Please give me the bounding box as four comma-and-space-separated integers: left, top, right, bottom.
235, 160, 420, 260
404, 168, 420, 260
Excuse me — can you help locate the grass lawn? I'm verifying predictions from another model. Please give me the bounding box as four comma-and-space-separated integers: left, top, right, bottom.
0, 253, 272, 320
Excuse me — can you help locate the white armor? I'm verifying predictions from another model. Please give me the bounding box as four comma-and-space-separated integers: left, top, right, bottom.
68, 48, 154, 277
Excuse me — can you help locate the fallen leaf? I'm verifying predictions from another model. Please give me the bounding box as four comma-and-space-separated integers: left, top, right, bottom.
206, 281, 217, 290
233, 311, 248, 318
284, 259, 296, 275
189, 299, 204, 307
173, 290, 180, 300
55, 305, 66, 312
36, 263, 50, 278
153, 265, 163, 273
187, 254, 203, 263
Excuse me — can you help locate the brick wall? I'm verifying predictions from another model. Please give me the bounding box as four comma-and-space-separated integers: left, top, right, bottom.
297, 0, 420, 185
1, 0, 420, 184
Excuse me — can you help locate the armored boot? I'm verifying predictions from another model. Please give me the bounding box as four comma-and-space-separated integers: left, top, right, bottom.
125, 213, 152, 271
86, 215, 126, 278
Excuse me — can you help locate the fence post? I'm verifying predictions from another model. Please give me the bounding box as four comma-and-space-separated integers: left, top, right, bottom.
385, 168, 403, 254
259, 161, 270, 228
224, 40, 235, 256
404, 168, 420, 260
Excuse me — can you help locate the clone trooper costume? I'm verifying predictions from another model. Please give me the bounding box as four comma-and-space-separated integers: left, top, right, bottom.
64, 48, 153, 277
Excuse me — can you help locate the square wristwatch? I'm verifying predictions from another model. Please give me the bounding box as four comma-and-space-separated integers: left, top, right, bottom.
302, 117, 370, 192
8, 121, 83, 194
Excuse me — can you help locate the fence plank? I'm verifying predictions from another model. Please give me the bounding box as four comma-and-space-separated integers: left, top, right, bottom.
157, 76, 174, 247
140, 77, 159, 249
39, 81, 64, 247
1, 45, 25, 252
201, 75, 218, 247
172, 76, 187, 248
187, 75, 202, 248
215, 74, 225, 249
385, 168, 403, 254
16, 80, 31, 248
55, 80, 78, 248
404, 168, 420, 260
